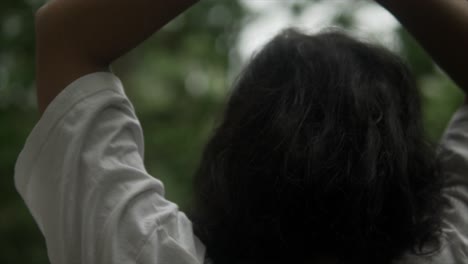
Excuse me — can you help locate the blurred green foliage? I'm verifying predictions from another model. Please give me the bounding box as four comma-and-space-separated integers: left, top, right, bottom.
0, 0, 463, 263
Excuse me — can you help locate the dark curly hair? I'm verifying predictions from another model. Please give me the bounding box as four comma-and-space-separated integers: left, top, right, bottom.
190, 28, 443, 264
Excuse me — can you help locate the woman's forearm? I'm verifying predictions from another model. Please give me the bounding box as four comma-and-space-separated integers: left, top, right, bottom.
36, 0, 199, 66
377, 0, 468, 91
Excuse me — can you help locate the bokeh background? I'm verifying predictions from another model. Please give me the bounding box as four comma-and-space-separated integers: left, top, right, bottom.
0, 0, 463, 263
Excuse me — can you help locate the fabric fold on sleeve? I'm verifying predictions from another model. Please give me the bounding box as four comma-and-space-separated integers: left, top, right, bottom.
14, 72, 205, 264
433, 104, 468, 262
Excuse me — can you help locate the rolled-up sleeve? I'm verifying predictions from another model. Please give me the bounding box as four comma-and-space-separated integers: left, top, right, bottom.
432, 104, 468, 261
14, 72, 205, 264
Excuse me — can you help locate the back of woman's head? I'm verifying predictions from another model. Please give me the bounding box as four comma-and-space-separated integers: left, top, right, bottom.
191, 28, 443, 264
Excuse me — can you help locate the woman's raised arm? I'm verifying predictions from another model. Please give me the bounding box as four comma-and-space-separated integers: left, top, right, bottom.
35, 0, 199, 114
376, 0, 468, 92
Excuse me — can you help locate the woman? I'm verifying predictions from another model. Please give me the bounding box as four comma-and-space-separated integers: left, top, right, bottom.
15, 0, 468, 263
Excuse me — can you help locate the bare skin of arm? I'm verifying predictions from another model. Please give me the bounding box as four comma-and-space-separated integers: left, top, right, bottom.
376, 0, 468, 93
35, 0, 199, 114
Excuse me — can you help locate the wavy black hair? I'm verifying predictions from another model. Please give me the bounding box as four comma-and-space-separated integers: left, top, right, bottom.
190, 28, 443, 264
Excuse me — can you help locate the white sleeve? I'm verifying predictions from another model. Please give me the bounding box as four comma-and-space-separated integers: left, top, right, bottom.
435, 104, 468, 259
14, 72, 205, 264
388, 108, 468, 264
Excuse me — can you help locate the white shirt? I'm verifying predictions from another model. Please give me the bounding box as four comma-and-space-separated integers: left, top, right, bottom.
15, 72, 205, 264
14, 72, 468, 263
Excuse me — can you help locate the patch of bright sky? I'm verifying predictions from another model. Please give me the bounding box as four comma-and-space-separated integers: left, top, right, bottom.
237, 0, 400, 63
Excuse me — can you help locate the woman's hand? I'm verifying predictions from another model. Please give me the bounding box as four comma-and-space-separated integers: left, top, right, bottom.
375, 0, 468, 93
35, 0, 199, 114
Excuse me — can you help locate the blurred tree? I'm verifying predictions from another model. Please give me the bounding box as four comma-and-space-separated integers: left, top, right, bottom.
396, 28, 463, 141
114, 0, 245, 209
1, 1, 47, 262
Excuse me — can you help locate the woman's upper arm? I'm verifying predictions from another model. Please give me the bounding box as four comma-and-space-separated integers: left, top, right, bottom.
34, 0, 199, 115
376, 0, 468, 92
35, 3, 108, 114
